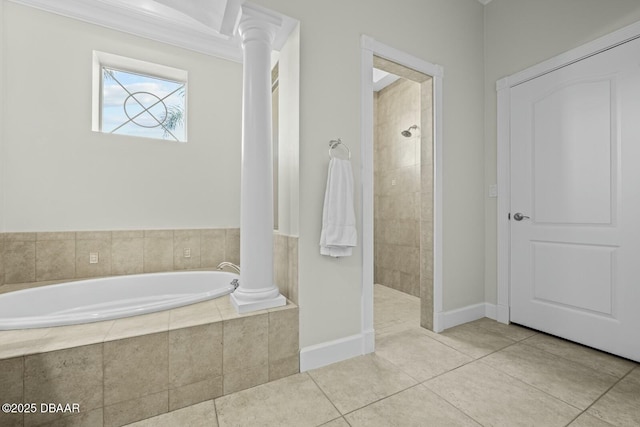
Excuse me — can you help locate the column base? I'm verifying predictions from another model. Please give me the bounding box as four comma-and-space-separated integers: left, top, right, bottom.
230, 292, 286, 314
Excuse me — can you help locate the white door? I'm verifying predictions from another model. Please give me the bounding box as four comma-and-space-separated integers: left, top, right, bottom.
510, 37, 640, 362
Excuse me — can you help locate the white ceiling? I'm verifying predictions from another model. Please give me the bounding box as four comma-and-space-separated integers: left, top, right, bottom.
372, 69, 400, 92
10, 0, 489, 62
9, 0, 297, 62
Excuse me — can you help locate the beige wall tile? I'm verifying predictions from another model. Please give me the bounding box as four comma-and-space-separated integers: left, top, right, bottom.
0, 234, 4, 287
168, 377, 223, 411
143, 232, 174, 273
215, 294, 267, 321
144, 230, 173, 239
75, 231, 111, 240
268, 307, 299, 363
112, 230, 144, 239
5, 241, 35, 284
273, 233, 289, 298
200, 229, 225, 268
104, 311, 170, 342
104, 332, 169, 405
374, 77, 427, 298
103, 391, 168, 427
269, 354, 300, 382
169, 323, 222, 388
36, 232, 75, 241
224, 228, 240, 265
76, 238, 112, 278
223, 362, 269, 395
5, 233, 36, 242
169, 300, 222, 330
112, 237, 144, 276
0, 357, 24, 427
0, 357, 23, 401
223, 313, 268, 393
34, 321, 114, 354
287, 237, 298, 304
0, 328, 51, 359
35, 240, 75, 282
23, 344, 103, 426
173, 230, 201, 270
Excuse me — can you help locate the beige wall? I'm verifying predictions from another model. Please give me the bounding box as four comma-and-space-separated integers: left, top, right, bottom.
374, 79, 421, 297
483, 0, 640, 305
255, 0, 485, 347
2, 0, 487, 350
1, 2, 243, 232
277, 24, 300, 237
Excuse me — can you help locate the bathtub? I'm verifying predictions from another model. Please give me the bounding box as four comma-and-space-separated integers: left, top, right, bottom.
0, 270, 239, 330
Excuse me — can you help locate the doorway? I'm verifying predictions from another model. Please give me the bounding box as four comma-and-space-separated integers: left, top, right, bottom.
372, 57, 432, 329
497, 23, 640, 362
360, 37, 444, 354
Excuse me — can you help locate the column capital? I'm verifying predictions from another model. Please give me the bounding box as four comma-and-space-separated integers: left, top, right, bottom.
238, 3, 282, 43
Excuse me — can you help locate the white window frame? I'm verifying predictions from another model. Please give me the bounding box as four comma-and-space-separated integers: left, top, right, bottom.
92, 51, 188, 141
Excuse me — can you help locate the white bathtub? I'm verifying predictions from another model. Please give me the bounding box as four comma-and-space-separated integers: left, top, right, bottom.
0, 271, 238, 330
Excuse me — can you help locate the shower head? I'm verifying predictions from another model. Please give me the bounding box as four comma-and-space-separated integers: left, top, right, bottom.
401, 125, 418, 138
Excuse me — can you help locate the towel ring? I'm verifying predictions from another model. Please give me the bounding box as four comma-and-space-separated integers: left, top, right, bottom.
328, 139, 351, 160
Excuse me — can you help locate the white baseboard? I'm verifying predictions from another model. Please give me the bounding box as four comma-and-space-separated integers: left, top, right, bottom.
485, 303, 497, 320
362, 328, 375, 354
496, 304, 510, 324
300, 333, 368, 372
436, 302, 498, 330
301, 303, 500, 371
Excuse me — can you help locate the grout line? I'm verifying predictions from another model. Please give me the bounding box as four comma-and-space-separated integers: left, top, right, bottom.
518, 332, 636, 379
564, 368, 634, 426
305, 371, 344, 418
416, 381, 486, 427
338, 383, 430, 421
470, 357, 597, 413
212, 398, 221, 426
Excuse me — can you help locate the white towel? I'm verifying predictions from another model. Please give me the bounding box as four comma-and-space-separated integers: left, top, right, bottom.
320, 157, 357, 257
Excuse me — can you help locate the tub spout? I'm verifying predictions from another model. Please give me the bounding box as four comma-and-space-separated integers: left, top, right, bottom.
216, 262, 240, 274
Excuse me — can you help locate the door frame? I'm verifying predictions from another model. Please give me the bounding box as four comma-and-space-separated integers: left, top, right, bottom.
360, 36, 445, 348
496, 20, 640, 324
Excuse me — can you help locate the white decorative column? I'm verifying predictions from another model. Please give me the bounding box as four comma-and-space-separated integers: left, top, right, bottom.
231, 3, 286, 313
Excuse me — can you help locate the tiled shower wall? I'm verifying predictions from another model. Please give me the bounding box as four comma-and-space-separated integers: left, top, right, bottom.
0, 230, 298, 303
419, 78, 434, 330
374, 78, 422, 297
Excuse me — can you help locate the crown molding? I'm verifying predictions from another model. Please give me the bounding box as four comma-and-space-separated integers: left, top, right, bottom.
7, 0, 299, 63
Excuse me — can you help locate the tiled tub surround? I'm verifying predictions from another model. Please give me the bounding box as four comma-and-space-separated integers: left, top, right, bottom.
0, 229, 240, 287
0, 296, 299, 427
0, 229, 299, 304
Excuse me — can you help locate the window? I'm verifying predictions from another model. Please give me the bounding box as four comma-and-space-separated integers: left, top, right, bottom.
92, 51, 187, 142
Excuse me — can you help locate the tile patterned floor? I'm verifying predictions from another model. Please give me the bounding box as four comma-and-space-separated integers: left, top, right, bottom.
126, 284, 639, 427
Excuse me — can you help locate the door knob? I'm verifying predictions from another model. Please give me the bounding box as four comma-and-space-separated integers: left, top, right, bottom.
513, 212, 530, 221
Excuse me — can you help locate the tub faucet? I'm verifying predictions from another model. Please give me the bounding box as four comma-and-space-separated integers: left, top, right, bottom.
216, 262, 240, 274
